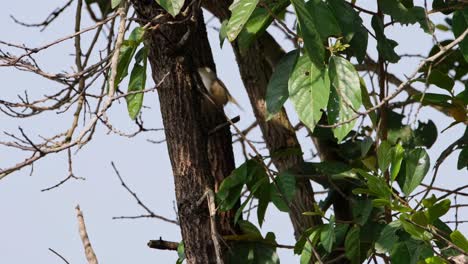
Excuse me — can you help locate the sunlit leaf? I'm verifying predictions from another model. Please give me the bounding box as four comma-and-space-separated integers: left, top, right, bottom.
111, 0, 122, 9
450, 230, 468, 252
289, 55, 330, 132
328, 56, 362, 142
226, 0, 260, 41
154, 0, 185, 17
126, 47, 148, 119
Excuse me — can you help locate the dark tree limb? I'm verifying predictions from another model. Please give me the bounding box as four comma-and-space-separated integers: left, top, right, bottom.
130, 1, 237, 262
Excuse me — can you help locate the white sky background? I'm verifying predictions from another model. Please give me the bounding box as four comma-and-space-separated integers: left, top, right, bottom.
0, 0, 466, 263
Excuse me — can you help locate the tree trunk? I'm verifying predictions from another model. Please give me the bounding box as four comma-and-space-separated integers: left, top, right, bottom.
130, 1, 237, 262
204, 1, 322, 239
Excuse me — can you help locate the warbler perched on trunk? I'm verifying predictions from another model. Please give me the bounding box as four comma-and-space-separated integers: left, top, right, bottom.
197, 67, 242, 109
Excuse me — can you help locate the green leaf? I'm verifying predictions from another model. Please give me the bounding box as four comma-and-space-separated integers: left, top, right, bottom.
458, 146, 468, 170
450, 230, 468, 252
424, 256, 449, 264
291, 0, 325, 67
155, 0, 185, 17
390, 240, 421, 264
371, 15, 400, 63
361, 136, 374, 157
111, 0, 122, 9
256, 187, 270, 227
355, 169, 392, 199
378, 0, 431, 32
126, 47, 148, 119
217, 160, 260, 211
219, 20, 228, 48
453, 9, 468, 62
352, 198, 373, 226
305, 0, 341, 40
375, 221, 401, 254
176, 241, 185, 263
399, 148, 430, 196
391, 142, 404, 181
320, 216, 335, 253
266, 50, 299, 119
237, 0, 290, 52
270, 171, 296, 212
377, 140, 392, 172
327, 0, 368, 62
289, 55, 330, 132
427, 69, 455, 91
344, 226, 360, 264
239, 220, 262, 237
296, 226, 322, 255
226, 0, 260, 42
425, 199, 451, 223
327, 0, 363, 41
115, 27, 146, 89
327, 56, 362, 142
400, 214, 431, 241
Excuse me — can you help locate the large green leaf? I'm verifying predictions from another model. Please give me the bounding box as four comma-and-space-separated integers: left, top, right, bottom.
450, 230, 468, 252
378, 0, 431, 32
305, 0, 341, 40
154, 0, 185, 17
289, 55, 330, 132
399, 148, 430, 196
217, 159, 262, 211
266, 50, 299, 119
371, 15, 400, 63
237, 0, 290, 52
270, 171, 296, 212
377, 140, 392, 172
226, 0, 260, 41
452, 9, 468, 62
327, 0, 368, 62
425, 199, 451, 223
391, 142, 404, 181
345, 226, 360, 264
115, 27, 146, 89
327, 56, 362, 142
375, 221, 401, 254
427, 69, 455, 91
126, 47, 148, 119
320, 216, 335, 253
111, 0, 122, 9
352, 198, 373, 226
291, 0, 325, 67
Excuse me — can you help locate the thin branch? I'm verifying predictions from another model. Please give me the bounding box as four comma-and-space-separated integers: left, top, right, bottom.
76, 205, 98, 264
110, 162, 178, 225
48, 248, 71, 264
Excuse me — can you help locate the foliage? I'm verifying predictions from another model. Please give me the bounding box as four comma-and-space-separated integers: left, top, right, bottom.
213, 0, 468, 263
1, 0, 467, 263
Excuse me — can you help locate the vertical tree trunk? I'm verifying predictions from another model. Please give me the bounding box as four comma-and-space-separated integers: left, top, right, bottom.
203, 1, 322, 239
130, 1, 236, 262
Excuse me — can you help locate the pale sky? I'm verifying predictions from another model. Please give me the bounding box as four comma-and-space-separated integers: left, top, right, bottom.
0, 1, 466, 263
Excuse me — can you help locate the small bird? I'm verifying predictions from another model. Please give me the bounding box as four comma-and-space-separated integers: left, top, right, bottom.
197, 67, 242, 109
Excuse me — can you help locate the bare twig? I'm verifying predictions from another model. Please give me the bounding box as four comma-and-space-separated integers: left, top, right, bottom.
48, 248, 71, 264
76, 205, 98, 264
110, 162, 178, 225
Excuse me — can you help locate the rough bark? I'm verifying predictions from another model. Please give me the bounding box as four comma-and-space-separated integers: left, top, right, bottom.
130, 1, 236, 262
203, 1, 322, 239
